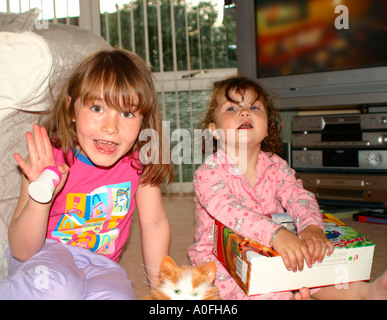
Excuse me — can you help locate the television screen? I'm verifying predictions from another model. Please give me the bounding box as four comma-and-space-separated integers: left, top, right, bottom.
256, 0, 387, 78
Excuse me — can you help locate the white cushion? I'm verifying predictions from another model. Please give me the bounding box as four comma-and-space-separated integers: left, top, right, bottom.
0, 8, 39, 32
34, 23, 111, 57
0, 31, 82, 112
0, 32, 52, 111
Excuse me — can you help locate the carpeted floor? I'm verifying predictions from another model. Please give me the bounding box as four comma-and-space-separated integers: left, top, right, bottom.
119, 195, 387, 300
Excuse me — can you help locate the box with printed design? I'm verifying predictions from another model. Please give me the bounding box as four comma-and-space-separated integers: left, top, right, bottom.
212, 213, 375, 296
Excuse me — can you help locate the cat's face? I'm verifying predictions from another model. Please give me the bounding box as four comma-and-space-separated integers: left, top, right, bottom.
159, 268, 217, 300
148, 256, 220, 300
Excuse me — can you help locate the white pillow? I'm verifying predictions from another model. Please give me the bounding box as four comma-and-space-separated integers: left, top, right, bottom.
34, 23, 111, 57
0, 32, 51, 111
0, 31, 82, 112
0, 8, 39, 32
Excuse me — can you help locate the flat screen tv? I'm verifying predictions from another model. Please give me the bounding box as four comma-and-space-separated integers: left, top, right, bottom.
236, 0, 387, 109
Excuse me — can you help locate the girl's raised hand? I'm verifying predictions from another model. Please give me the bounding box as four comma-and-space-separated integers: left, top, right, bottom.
14, 124, 56, 182
13, 124, 69, 196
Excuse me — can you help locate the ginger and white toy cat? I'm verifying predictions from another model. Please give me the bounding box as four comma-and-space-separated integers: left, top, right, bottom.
147, 256, 220, 300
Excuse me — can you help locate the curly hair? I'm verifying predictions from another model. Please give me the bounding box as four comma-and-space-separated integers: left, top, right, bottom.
199, 75, 283, 155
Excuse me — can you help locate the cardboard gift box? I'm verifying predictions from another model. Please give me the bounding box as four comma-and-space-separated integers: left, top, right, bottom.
212, 213, 375, 296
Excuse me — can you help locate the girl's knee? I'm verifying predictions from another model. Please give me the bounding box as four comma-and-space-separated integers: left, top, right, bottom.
28, 264, 86, 299
46, 267, 87, 299
0, 264, 86, 300
111, 280, 136, 300
90, 286, 136, 300
85, 277, 136, 300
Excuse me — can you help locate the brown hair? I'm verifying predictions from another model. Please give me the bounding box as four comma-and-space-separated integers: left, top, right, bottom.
43, 49, 174, 186
199, 75, 283, 155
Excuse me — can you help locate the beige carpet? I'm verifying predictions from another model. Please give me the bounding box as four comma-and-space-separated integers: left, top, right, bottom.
119, 195, 387, 300
119, 195, 195, 300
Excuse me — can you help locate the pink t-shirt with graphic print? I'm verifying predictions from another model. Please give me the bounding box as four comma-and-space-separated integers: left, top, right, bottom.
188, 149, 324, 299
46, 147, 142, 262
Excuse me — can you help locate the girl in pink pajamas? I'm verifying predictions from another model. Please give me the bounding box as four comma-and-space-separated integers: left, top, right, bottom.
188, 75, 387, 300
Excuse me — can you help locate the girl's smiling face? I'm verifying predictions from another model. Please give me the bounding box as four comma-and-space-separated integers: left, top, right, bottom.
209, 89, 268, 153
72, 95, 144, 167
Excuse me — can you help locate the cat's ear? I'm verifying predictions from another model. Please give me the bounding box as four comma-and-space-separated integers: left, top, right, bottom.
160, 255, 178, 277
199, 261, 217, 283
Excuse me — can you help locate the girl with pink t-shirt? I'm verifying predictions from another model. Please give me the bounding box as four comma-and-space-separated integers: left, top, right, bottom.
188, 75, 387, 300
0, 49, 173, 299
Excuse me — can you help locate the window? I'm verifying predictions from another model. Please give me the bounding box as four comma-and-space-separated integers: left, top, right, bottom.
100, 1, 237, 193
1, 0, 237, 193
100, 1, 236, 72
0, 0, 80, 25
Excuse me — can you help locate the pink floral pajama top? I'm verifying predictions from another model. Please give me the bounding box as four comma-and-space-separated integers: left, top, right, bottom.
188, 149, 324, 299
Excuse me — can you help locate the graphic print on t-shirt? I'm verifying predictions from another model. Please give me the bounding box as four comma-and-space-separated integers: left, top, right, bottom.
51, 182, 131, 255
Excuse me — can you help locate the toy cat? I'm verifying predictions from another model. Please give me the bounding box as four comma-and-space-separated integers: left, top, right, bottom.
146, 256, 220, 300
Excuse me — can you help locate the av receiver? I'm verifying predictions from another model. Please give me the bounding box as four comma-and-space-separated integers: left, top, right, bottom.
292, 112, 387, 205
292, 112, 387, 172
296, 172, 387, 204
293, 149, 387, 171
292, 113, 387, 132
292, 132, 387, 148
